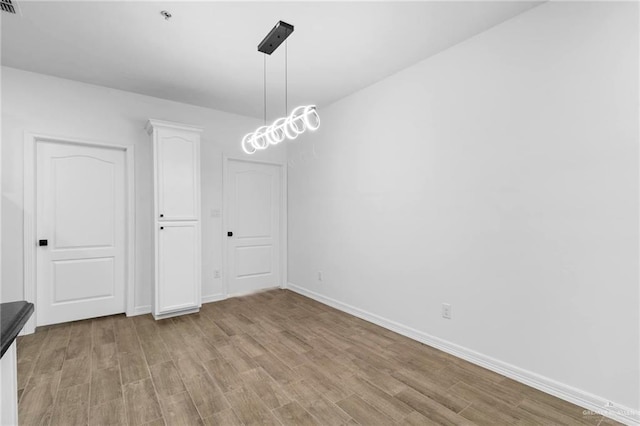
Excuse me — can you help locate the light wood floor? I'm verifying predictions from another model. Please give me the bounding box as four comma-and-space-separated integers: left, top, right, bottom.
17, 289, 620, 426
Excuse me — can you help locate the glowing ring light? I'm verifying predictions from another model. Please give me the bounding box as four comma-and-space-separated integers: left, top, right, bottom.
242, 105, 320, 154
270, 117, 287, 144
263, 130, 278, 147
241, 133, 257, 155
289, 106, 307, 136
253, 126, 270, 150
303, 105, 320, 130
284, 119, 300, 140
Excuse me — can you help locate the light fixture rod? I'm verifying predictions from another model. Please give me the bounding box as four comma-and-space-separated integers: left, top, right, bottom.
285, 38, 288, 115
264, 55, 267, 125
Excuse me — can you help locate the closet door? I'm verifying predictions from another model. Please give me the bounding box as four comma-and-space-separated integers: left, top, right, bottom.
157, 129, 199, 221
157, 222, 200, 314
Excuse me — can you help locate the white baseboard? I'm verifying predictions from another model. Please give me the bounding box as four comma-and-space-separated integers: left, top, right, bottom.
202, 293, 227, 304
128, 305, 151, 316
20, 317, 36, 335
287, 282, 639, 426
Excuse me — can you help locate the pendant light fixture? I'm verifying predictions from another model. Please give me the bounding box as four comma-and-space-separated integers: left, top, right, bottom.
242, 21, 320, 155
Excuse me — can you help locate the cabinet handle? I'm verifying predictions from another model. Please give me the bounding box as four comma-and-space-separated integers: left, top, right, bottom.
160, 227, 164, 230
160, 214, 164, 218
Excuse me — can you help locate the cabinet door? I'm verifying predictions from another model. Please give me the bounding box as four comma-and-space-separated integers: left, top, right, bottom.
157, 129, 199, 220
157, 222, 200, 314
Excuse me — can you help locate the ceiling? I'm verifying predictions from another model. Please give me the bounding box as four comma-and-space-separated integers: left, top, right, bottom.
2, 1, 542, 118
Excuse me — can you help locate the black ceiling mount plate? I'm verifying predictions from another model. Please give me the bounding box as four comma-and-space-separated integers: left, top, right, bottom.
258, 21, 294, 55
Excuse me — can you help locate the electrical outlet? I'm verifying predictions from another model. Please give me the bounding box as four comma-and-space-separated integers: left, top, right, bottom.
214, 270, 221, 279
442, 303, 452, 319
318, 271, 323, 282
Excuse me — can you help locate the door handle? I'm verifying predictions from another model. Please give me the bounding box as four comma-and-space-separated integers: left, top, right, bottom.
227, 231, 233, 237
38, 239, 48, 247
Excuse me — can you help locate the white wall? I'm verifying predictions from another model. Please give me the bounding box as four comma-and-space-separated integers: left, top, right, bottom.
1, 67, 286, 310
288, 1, 639, 415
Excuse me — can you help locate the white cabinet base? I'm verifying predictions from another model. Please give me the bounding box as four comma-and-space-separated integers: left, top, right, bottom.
152, 306, 200, 320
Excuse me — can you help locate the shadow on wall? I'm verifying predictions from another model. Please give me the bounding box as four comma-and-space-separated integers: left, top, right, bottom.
287, 143, 320, 169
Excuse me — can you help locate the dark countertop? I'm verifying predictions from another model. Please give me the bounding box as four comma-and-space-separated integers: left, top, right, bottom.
1, 301, 34, 358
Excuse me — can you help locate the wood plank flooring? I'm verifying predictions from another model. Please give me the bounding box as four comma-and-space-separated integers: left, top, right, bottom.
16, 289, 620, 425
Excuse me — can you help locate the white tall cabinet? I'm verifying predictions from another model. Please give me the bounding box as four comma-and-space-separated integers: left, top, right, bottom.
145, 119, 203, 319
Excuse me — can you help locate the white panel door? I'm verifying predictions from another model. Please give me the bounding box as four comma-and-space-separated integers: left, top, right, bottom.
36, 141, 126, 326
157, 222, 200, 314
227, 160, 281, 295
157, 129, 199, 221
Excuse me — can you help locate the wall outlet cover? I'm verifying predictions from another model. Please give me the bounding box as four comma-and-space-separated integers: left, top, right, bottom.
442, 303, 452, 319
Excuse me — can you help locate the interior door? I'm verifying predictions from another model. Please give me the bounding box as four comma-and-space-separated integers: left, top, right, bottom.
226, 160, 281, 295
36, 141, 126, 326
